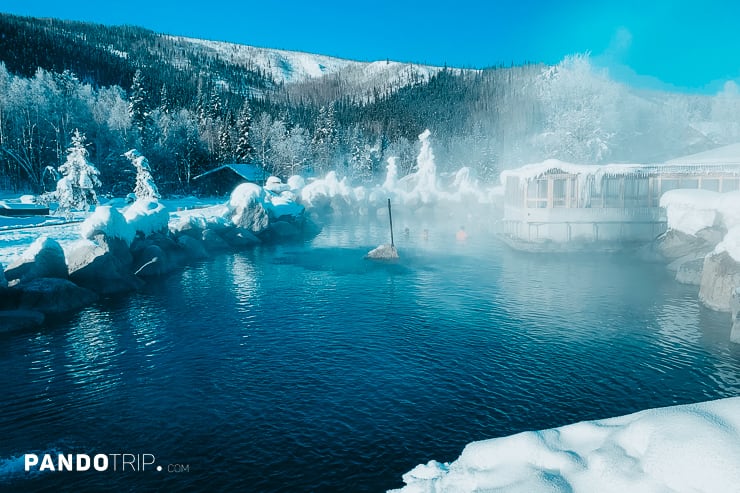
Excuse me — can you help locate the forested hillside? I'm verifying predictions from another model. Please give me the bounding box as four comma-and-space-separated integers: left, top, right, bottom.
1, 13, 738, 195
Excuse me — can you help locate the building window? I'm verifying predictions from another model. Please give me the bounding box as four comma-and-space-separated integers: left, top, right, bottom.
526, 179, 548, 208
624, 177, 649, 207
604, 177, 623, 207
701, 179, 720, 192
553, 179, 567, 207
722, 178, 740, 192
661, 179, 680, 195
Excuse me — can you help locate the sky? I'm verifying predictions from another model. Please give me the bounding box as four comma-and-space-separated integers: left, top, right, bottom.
2, 1, 740, 93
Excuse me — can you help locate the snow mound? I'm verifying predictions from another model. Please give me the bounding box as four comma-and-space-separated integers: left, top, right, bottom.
660, 189, 721, 235
18, 236, 62, 262
717, 192, 740, 230
301, 171, 356, 209
169, 204, 231, 234
264, 191, 304, 220
714, 227, 740, 262
229, 183, 264, 212
287, 175, 306, 191
265, 176, 290, 193
391, 397, 740, 493
80, 206, 134, 244
300, 129, 498, 215
124, 199, 169, 237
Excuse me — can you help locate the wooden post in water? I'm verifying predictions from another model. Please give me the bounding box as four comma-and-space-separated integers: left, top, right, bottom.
388, 198, 395, 247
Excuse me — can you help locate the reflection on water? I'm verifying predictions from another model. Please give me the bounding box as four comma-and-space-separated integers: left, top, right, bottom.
1, 218, 739, 492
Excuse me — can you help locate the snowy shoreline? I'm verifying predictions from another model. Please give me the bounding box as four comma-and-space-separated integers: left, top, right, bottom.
391, 397, 740, 493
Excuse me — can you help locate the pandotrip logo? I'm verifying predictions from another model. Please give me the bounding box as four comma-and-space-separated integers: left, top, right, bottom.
24, 453, 190, 473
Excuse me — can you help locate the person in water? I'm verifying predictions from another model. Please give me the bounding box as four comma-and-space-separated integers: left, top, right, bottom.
456, 226, 468, 241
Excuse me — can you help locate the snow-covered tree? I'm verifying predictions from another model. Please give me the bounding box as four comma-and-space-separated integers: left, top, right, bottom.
311, 105, 337, 172
235, 100, 253, 163
159, 84, 170, 115
56, 129, 101, 214
251, 112, 274, 172
129, 69, 150, 140
217, 112, 235, 163
124, 148, 160, 200
535, 54, 620, 163
271, 123, 309, 177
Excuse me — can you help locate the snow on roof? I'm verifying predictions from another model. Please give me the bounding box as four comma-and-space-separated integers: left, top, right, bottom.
193, 164, 266, 182
501, 157, 740, 185
667, 142, 740, 165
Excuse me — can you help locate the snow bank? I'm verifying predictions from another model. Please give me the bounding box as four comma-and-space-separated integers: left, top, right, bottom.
16, 236, 60, 262
717, 192, 740, 230
123, 199, 169, 237
301, 171, 356, 209
264, 191, 304, 219
287, 175, 306, 191
660, 189, 721, 235
229, 183, 264, 212
80, 206, 135, 244
391, 397, 740, 493
714, 227, 740, 262
168, 204, 230, 234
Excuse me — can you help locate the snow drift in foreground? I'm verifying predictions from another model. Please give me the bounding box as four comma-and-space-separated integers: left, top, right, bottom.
391, 397, 740, 493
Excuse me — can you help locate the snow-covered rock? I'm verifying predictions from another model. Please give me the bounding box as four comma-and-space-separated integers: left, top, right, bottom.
264, 191, 305, 221
17, 277, 98, 315
264, 176, 290, 193
221, 227, 261, 247
124, 199, 169, 237
202, 229, 231, 252
300, 171, 355, 210
391, 397, 740, 493
676, 257, 705, 285
267, 220, 301, 239
229, 183, 270, 234
67, 240, 143, 295
130, 232, 184, 277
661, 189, 721, 236
287, 175, 305, 191
654, 229, 713, 261
176, 235, 208, 260
80, 206, 134, 245
731, 289, 740, 344
366, 244, 399, 260
169, 204, 230, 238
698, 251, 740, 312
132, 245, 168, 277
5, 237, 68, 285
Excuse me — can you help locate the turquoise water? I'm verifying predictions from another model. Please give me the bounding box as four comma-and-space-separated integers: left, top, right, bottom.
1, 220, 739, 492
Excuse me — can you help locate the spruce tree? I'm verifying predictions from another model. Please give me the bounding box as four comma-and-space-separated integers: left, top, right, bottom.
235, 100, 254, 163
129, 69, 151, 141
56, 129, 101, 214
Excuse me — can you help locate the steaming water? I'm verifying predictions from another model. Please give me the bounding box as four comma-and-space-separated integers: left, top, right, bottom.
1, 219, 739, 492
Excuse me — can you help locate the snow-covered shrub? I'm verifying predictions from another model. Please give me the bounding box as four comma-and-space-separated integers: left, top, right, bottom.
124, 149, 160, 200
